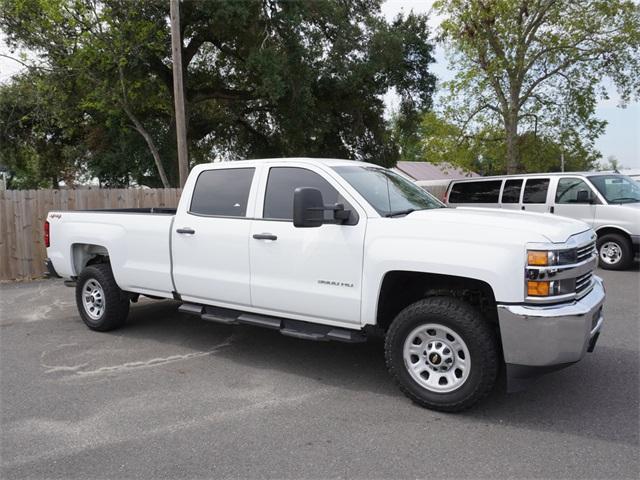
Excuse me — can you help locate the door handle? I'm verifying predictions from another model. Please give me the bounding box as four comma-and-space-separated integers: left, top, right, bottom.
253, 233, 277, 241
176, 227, 196, 234
549, 206, 555, 214
521, 206, 525, 210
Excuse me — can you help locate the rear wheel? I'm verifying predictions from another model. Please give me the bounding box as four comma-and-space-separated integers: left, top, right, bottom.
385, 297, 498, 412
75, 264, 130, 331
597, 233, 633, 270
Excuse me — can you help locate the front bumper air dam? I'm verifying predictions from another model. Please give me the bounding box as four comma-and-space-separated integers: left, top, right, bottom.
497, 276, 605, 392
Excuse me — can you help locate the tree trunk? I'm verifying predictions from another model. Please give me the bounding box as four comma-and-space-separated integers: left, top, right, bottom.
118, 67, 171, 188
504, 112, 519, 174
125, 110, 171, 188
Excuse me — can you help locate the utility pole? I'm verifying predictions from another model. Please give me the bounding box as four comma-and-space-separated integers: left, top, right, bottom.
170, 0, 189, 187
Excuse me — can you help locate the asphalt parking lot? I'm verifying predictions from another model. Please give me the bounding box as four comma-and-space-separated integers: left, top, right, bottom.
1, 266, 638, 479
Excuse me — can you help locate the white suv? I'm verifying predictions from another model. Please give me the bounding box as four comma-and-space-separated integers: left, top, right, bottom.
445, 172, 640, 270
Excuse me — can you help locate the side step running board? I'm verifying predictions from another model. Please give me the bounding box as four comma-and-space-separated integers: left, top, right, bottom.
178, 303, 366, 343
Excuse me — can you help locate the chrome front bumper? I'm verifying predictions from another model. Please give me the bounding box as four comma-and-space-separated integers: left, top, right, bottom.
497, 276, 605, 369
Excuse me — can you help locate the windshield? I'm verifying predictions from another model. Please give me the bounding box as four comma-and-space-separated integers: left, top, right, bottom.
332, 165, 445, 216
587, 175, 640, 204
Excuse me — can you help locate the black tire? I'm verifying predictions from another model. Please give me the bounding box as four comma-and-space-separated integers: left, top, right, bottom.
597, 233, 633, 270
385, 297, 499, 412
75, 263, 130, 331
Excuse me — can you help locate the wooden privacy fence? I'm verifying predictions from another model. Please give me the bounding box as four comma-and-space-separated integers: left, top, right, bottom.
0, 188, 182, 282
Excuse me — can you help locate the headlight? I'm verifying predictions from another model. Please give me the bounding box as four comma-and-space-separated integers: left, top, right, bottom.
527, 280, 550, 296
527, 248, 578, 267
525, 234, 597, 303
526, 279, 575, 297
526, 248, 579, 298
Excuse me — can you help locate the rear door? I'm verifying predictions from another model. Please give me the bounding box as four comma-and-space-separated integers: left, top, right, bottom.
551, 177, 597, 226
521, 177, 551, 213
172, 166, 257, 307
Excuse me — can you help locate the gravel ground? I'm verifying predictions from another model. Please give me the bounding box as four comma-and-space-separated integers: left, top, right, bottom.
1, 266, 638, 479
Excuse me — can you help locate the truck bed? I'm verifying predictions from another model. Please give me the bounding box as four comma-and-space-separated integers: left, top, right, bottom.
46, 209, 175, 297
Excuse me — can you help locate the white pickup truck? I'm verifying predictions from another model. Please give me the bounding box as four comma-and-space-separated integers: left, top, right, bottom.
45, 158, 605, 411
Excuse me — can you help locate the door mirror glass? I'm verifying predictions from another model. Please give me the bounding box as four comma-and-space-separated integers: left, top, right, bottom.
293, 187, 351, 227
293, 188, 325, 228
576, 189, 591, 203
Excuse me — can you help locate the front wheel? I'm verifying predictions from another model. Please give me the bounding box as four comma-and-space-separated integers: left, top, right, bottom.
75, 263, 130, 331
597, 233, 633, 270
385, 297, 499, 412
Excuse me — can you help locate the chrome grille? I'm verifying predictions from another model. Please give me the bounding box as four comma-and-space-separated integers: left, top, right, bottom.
576, 271, 594, 297
577, 242, 596, 262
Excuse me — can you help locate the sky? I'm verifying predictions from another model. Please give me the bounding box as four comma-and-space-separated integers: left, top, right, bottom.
381, 0, 640, 169
1, 1, 639, 169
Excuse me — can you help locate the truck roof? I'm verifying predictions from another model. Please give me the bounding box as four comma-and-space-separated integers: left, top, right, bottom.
206, 157, 377, 169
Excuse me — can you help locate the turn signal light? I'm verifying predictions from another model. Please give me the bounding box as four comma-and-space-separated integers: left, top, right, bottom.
527, 250, 549, 266
527, 281, 550, 296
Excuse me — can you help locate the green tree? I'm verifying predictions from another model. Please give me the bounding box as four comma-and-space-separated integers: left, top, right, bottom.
435, 0, 640, 173
416, 111, 599, 175
0, 72, 78, 188
0, 68, 173, 188
0, 0, 436, 187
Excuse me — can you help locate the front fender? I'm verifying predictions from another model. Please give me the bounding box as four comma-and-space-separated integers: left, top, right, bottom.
360, 231, 526, 326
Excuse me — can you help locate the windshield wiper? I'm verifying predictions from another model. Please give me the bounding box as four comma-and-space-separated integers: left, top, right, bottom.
609, 197, 640, 204
384, 208, 416, 218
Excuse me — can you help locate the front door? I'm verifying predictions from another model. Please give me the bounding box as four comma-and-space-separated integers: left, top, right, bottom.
249, 165, 365, 326
551, 177, 597, 226
172, 167, 257, 307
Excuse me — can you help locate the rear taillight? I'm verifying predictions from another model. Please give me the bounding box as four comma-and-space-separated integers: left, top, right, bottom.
44, 220, 50, 248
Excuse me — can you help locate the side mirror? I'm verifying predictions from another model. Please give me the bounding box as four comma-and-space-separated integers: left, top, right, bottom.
293, 188, 325, 228
293, 187, 352, 228
576, 190, 591, 204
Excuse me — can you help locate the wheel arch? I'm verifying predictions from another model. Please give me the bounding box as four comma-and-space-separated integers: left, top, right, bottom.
595, 225, 632, 242
375, 271, 499, 334
71, 243, 110, 276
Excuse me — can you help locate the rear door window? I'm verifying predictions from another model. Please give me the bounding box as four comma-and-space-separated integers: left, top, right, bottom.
523, 178, 550, 204
501, 179, 523, 203
449, 180, 502, 203
190, 168, 255, 216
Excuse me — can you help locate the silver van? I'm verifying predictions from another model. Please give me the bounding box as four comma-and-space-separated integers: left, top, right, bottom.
445, 172, 640, 270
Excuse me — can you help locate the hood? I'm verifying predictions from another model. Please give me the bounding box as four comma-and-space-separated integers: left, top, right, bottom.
615, 202, 640, 210
406, 207, 590, 243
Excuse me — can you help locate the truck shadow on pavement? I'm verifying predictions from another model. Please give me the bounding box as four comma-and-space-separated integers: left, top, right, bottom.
112, 299, 639, 447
